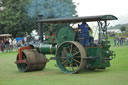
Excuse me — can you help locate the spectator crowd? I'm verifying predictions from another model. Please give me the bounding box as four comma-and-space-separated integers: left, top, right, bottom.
114, 35, 128, 46
0, 38, 25, 53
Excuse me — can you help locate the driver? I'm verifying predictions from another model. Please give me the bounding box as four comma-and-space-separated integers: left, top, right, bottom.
78, 21, 90, 46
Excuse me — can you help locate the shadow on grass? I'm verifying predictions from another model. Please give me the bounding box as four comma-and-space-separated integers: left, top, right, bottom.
79, 69, 110, 75
44, 68, 111, 75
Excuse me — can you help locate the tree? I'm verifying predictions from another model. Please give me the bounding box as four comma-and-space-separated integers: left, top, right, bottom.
0, 0, 37, 37
120, 26, 126, 33
0, 0, 77, 37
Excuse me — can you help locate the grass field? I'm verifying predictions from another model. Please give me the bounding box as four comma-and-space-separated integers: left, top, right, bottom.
0, 45, 128, 85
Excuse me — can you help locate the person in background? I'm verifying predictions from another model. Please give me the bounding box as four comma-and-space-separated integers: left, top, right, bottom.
0, 40, 5, 53
116, 34, 120, 46
9, 38, 13, 51
18, 40, 22, 48
120, 36, 124, 45
126, 37, 128, 45
5, 39, 10, 52
0, 41, 1, 52
114, 36, 118, 46
124, 36, 127, 45
12, 39, 17, 51
1, 40, 5, 52
78, 21, 90, 46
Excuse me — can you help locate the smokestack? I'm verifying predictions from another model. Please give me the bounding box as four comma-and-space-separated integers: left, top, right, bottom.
38, 15, 43, 42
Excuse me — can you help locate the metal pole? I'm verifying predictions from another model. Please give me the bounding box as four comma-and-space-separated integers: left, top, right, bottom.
38, 15, 43, 42
105, 21, 107, 41
98, 21, 101, 45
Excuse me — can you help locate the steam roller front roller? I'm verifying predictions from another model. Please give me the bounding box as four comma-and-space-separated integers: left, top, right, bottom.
56, 41, 87, 74
15, 46, 48, 72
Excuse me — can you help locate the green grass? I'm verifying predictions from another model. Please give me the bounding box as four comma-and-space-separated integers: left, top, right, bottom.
0, 45, 128, 85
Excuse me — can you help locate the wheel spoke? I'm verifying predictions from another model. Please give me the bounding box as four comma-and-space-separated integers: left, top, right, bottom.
61, 51, 65, 57
76, 56, 81, 57
60, 57, 66, 59
70, 44, 73, 53
64, 62, 68, 66
73, 47, 78, 53
75, 56, 81, 58
71, 64, 74, 71
62, 59, 68, 64
69, 64, 72, 71
68, 64, 74, 71
73, 59, 81, 64
63, 48, 68, 54
75, 63, 79, 68
73, 51, 80, 56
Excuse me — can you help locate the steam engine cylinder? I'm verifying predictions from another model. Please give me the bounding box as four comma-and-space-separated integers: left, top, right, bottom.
39, 43, 57, 54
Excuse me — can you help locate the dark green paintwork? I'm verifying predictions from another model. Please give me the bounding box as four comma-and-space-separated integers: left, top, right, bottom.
86, 45, 111, 69
102, 15, 118, 20
55, 26, 75, 45
39, 43, 57, 54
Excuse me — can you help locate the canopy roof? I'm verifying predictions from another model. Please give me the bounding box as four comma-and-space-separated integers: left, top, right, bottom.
38, 15, 118, 24
0, 34, 12, 37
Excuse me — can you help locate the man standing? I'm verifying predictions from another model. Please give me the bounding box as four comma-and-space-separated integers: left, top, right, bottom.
5, 39, 10, 52
78, 21, 90, 46
1, 40, 5, 52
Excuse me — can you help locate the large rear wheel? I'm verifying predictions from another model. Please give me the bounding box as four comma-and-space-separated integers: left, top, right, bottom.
56, 41, 87, 74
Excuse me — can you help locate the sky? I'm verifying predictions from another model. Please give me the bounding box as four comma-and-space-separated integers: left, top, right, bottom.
73, 0, 128, 26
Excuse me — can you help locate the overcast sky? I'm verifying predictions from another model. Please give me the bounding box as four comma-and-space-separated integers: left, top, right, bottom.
73, 0, 128, 26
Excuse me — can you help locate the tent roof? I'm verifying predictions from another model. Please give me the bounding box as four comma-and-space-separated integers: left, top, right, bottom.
0, 34, 12, 37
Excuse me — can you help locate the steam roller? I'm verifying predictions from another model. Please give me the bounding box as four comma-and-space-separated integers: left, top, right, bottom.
15, 15, 117, 74
15, 46, 48, 72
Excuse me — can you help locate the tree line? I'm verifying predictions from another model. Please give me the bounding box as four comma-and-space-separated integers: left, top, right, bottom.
108, 24, 128, 33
